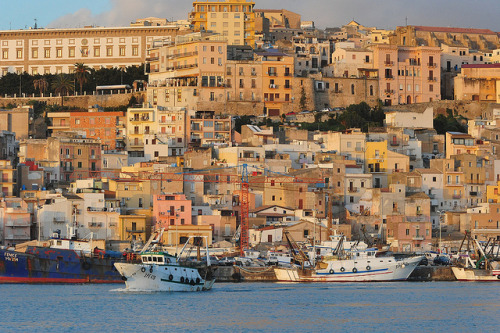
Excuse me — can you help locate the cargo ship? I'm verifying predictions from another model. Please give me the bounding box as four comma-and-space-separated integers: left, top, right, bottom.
0, 235, 136, 284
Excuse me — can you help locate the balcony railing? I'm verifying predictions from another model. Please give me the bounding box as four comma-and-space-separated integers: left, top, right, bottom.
348, 188, 358, 193
427, 77, 437, 82
413, 236, 425, 240
126, 228, 145, 233
384, 89, 394, 94
452, 194, 462, 199
427, 63, 437, 68
384, 61, 394, 66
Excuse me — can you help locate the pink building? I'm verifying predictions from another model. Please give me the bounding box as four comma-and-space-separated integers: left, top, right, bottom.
153, 194, 192, 230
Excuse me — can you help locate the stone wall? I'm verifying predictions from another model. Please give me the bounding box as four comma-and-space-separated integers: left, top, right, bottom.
0, 91, 147, 109
384, 100, 492, 119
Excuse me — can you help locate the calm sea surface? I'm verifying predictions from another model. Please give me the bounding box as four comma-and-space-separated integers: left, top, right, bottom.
0, 282, 498, 332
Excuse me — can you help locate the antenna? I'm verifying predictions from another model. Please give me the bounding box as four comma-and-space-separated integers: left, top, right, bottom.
405, 16, 408, 26
34, 18, 38, 29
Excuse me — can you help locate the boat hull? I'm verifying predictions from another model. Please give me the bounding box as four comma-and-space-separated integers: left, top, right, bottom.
275, 256, 422, 282
451, 267, 500, 282
0, 247, 125, 284
114, 262, 215, 292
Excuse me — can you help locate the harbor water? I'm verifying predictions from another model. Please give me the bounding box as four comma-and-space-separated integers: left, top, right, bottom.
1, 282, 498, 332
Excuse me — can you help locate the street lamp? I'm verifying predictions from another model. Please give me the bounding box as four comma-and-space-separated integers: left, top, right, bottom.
437, 210, 444, 254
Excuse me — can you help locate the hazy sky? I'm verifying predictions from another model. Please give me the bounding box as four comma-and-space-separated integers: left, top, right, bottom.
1, 0, 499, 31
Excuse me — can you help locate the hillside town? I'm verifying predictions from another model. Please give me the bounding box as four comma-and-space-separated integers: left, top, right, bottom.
1, 0, 500, 260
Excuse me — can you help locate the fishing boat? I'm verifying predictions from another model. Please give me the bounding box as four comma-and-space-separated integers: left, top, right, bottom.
114, 230, 216, 291
274, 231, 422, 282
451, 232, 500, 282
0, 230, 134, 284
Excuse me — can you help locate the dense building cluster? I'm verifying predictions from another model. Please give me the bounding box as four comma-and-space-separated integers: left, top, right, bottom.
0, 0, 499, 252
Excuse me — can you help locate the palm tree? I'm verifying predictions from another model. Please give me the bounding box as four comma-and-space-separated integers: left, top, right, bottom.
74, 63, 90, 95
33, 78, 48, 97
52, 74, 74, 107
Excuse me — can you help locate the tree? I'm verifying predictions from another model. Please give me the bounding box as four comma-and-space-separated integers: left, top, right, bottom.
74, 63, 90, 95
52, 74, 74, 107
33, 77, 49, 97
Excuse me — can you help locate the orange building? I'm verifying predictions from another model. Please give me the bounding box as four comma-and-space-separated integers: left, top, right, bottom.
47, 109, 125, 150
255, 49, 294, 116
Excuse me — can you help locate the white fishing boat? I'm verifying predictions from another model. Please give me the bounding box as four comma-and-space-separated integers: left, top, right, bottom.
114, 231, 216, 291
451, 233, 500, 282
274, 232, 422, 282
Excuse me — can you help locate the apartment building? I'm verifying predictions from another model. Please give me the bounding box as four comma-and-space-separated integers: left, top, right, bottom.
256, 49, 294, 116
0, 25, 181, 76
190, 0, 256, 46
47, 109, 125, 151
0, 107, 33, 140
454, 64, 500, 103
189, 110, 232, 147
370, 44, 441, 105
0, 198, 31, 245
153, 194, 192, 229
126, 106, 157, 160
0, 160, 15, 198
147, 33, 227, 111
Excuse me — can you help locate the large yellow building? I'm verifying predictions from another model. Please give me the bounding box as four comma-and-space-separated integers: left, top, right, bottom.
190, 0, 256, 46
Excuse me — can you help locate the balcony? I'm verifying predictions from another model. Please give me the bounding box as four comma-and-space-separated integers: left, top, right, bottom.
409, 154, 417, 161
53, 217, 65, 223
384, 61, 394, 66
269, 84, 278, 89
238, 157, 263, 162
284, 85, 291, 89
5, 220, 30, 227
348, 187, 358, 193
384, 89, 394, 94
267, 72, 277, 76
406, 215, 428, 222
385, 75, 394, 80
412, 236, 425, 241
427, 63, 437, 68
427, 77, 437, 82
5, 207, 27, 214
469, 191, 478, 196
129, 140, 144, 148
126, 228, 145, 233
452, 194, 462, 199
88, 222, 103, 227
87, 207, 109, 212
355, 147, 364, 152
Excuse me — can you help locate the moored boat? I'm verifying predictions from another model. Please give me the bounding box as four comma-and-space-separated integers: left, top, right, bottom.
114, 230, 216, 291
451, 232, 500, 282
0, 235, 135, 284
274, 232, 422, 282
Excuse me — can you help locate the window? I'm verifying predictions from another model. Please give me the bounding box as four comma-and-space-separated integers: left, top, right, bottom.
119, 46, 125, 56
16, 49, 22, 59
132, 46, 138, 56
32, 48, 38, 58
69, 47, 75, 58
2, 49, 8, 59
106, 46, 113, 57
406, 229, 410, 236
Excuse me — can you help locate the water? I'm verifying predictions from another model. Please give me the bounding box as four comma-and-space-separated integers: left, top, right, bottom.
0, 282, 498, 332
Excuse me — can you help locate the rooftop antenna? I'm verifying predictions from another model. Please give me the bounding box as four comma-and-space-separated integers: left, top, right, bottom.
34, 18, 38, 29
405, 16, 408, 27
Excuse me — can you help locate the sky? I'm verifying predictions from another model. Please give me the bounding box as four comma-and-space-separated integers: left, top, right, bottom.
1, 0, 499, 32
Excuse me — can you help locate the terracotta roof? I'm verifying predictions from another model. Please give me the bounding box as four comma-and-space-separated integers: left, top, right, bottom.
411, 26, 497, 35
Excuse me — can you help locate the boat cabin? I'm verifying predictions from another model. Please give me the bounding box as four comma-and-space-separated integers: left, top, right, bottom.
141, 252, 176, 265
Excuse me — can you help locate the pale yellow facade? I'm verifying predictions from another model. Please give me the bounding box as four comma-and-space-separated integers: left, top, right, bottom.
190, 0, 255, 46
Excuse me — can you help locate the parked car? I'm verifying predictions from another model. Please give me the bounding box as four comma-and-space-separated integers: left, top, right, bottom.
418, 257, 429, 266
433, 255, 451, 266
